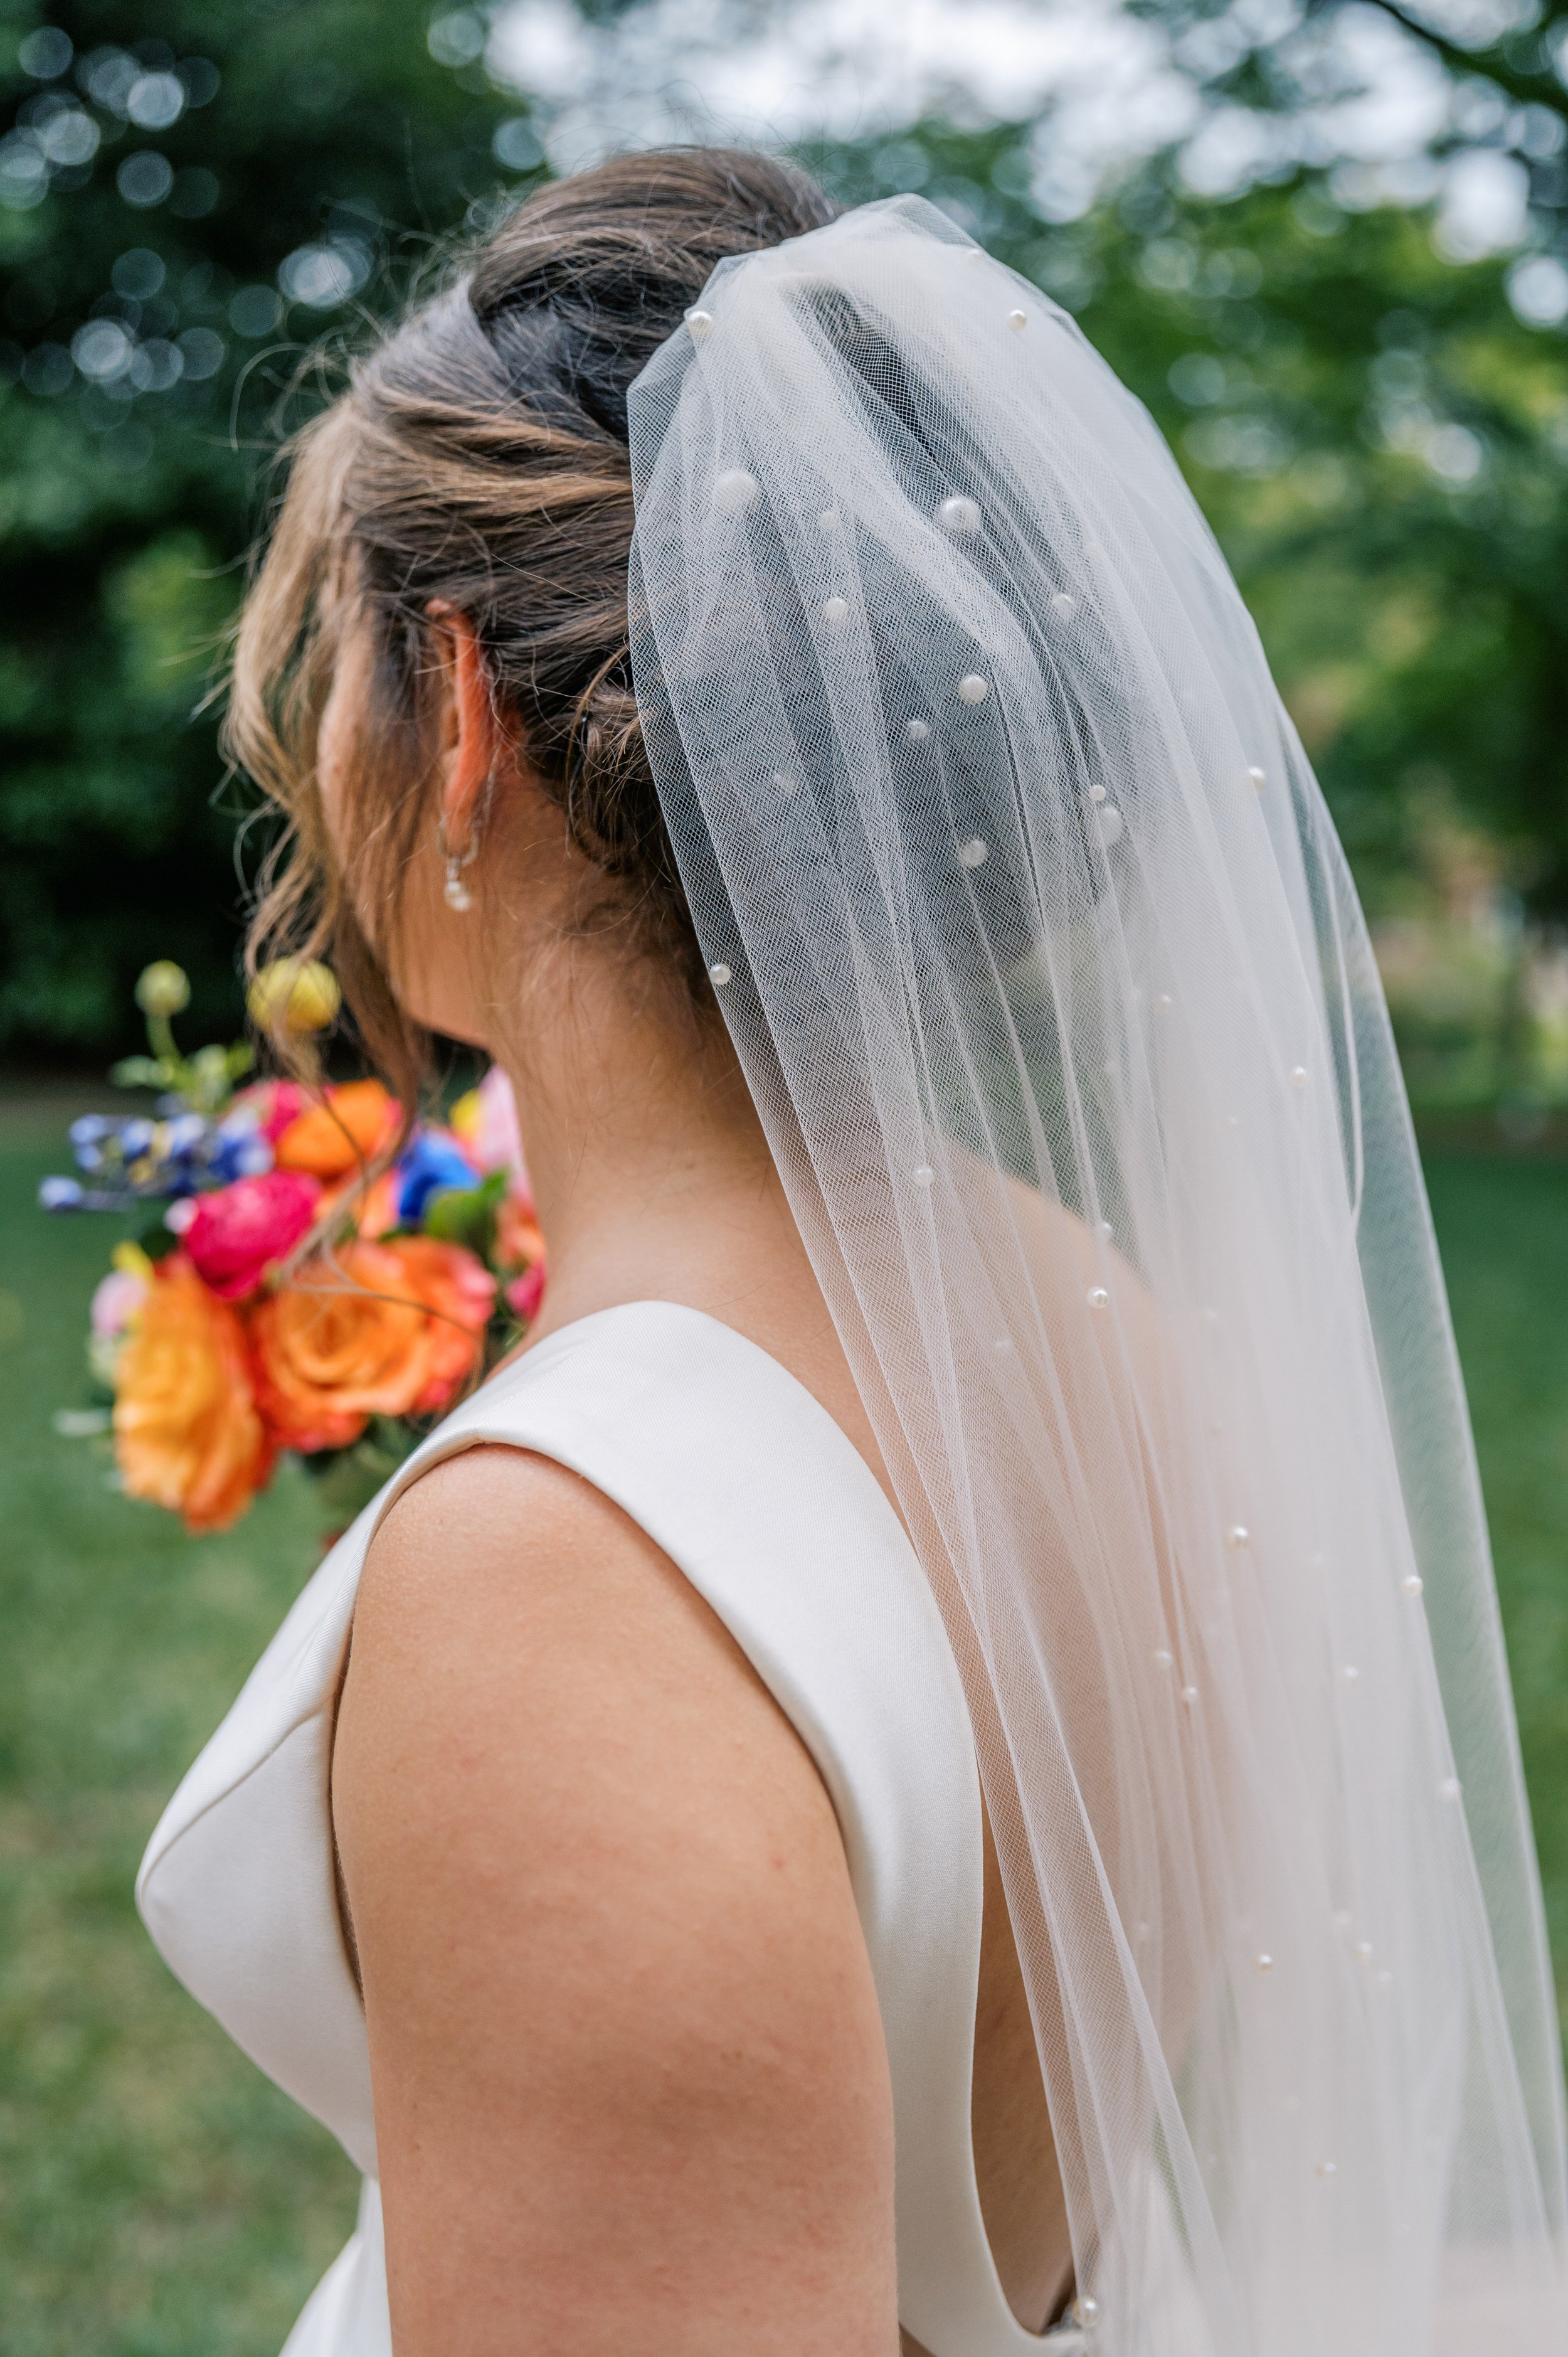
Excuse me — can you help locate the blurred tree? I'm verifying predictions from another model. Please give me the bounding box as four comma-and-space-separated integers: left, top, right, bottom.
813, 122, 1568, 927
1323, 0, 1568, 125
1087, 175, 1568, 922
0, 0, 545, 1063
1131, 0, 1568, 255
3, 2, 1566, 1087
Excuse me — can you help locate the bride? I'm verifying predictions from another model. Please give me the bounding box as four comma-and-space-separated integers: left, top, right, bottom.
136, 149, 1567, 2354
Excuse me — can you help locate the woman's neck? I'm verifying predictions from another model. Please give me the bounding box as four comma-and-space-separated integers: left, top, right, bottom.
493, 961, 891, 1494
498, 973, 811, 1348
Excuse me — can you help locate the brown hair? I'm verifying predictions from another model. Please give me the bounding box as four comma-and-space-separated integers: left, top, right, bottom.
230, 147, 837, 1109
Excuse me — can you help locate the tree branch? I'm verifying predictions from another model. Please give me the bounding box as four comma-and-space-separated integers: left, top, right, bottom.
1311, 0, 1568, 122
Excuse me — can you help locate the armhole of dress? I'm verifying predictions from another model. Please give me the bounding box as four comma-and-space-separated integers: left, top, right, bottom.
326, 1620, 363, 2002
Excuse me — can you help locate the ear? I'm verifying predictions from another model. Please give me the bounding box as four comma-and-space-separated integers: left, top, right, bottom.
426, 600, 502, 851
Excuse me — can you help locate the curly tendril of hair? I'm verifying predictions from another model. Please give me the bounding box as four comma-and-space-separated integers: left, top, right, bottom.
228, 147, 838, 1114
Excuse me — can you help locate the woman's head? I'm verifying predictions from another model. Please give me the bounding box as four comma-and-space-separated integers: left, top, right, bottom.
231, 147, 836, 1105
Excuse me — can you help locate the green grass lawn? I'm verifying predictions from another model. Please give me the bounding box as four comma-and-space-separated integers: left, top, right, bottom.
1424, 1151, 1568, 1980
0, 1095, 358, 2357
2, 1097, 1566, 2352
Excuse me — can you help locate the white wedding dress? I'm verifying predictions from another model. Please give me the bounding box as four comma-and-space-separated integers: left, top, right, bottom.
137, 1301, 1076, 2356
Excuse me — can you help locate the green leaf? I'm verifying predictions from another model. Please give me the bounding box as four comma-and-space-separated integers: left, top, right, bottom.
421, 1171, 505, 1260
109, 1056, 169, 1091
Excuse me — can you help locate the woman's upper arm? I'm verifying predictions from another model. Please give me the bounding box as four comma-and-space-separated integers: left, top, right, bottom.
332, 1443, 899, 2357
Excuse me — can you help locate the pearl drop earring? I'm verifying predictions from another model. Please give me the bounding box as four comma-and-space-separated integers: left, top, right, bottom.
437, 811, 481, 913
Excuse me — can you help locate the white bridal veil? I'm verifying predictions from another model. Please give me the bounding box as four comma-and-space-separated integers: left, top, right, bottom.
625, 197, 1568, 2353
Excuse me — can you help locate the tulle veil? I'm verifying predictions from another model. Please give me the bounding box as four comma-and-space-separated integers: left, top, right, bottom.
625, 195, 1567, 2354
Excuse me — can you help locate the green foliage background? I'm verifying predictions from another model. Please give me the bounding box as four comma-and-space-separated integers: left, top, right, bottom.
3, 1, 1568, 1076
1, 0, 534, 1060
810, 126, 1568, 972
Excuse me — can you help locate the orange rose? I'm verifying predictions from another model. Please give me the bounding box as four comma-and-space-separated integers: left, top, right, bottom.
391, 1237, 499, 1407
273, 1079, 401, 1180
247, 1237, 495, 1454
313, 1164, 402, 1241
355, 1167, 403, 1239
114, 1254, 275, 1533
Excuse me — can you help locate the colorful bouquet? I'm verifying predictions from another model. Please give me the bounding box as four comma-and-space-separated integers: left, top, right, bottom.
41, 959, 545, 1534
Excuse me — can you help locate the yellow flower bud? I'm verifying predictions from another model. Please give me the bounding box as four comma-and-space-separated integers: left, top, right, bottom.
135, 960, 191, 1019
248, 958, 342, 1038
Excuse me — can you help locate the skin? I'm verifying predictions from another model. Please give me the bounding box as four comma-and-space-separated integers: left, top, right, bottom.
327, 609, 1072, 2355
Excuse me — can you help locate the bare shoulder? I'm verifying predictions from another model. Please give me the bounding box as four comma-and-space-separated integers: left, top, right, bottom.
997, 1173, 1172, 1376
334, 1443, 898, 2357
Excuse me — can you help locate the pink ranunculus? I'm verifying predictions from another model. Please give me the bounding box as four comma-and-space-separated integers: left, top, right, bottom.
182, 1170, 322, 1302
230, 1078, 309, 1145
91, 1265, 148, 1338
469, 1065, 527, 1179
504, 1259, 546, 1326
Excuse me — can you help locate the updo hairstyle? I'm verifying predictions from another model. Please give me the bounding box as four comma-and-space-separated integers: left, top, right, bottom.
230, 147, 837, 1105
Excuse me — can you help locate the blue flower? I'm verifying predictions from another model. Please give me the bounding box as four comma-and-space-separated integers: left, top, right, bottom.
39, 1175, 85, 1211
396, 1131, 481, 1226
222, 1136, 272, 1181
209, 1107, 273, 1184
69, 1114, 115, 1171
166, 1112, 208, 1157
